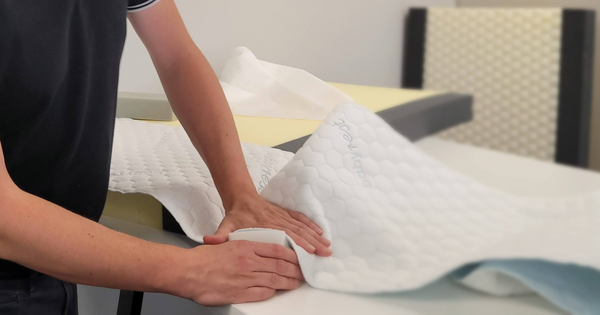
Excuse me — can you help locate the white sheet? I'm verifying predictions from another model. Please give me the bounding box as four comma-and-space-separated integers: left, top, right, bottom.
220, 47, 354, 120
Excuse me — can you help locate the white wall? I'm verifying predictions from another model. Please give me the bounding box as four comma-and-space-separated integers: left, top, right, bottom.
118, 0, 456, 94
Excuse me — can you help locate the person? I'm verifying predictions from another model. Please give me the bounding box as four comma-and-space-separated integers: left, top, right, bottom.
0, 0, 332, 313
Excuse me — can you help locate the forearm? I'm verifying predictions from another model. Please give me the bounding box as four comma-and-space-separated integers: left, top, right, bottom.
128, 0, 256, 210
156, 49, 257, 209
0, 184, 186, 295
127, 0, 330, 255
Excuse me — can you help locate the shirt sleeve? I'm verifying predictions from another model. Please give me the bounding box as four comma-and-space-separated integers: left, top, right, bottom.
128, 0, 161, 12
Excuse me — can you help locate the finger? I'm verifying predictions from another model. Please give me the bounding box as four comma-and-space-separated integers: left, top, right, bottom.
285, 227, 332, 257
284, 216, 331, 247
283, 229, 315, 254
251, 243, 299, 265
241, 287, 276, 303
288, 211, 324, 235
203, 234, 227, 244
203, 220, 236, 244
255, 257, 304, 280
253, 272, 302, 290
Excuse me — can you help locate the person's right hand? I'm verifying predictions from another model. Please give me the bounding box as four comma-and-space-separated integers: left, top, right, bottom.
178, 240, 304, 306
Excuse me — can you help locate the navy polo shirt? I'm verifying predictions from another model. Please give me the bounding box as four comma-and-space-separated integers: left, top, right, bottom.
0, 0, 160, 278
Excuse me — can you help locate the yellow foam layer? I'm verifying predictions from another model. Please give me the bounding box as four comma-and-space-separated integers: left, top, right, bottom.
331, 83, 441, 112
104, 192, 163, 229
103, 84, 442, 228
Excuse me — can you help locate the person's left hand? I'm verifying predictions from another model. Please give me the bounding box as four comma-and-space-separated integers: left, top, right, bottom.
203, 194, 332, 257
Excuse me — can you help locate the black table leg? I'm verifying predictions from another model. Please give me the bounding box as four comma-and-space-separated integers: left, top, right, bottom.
117, 290, 144, 315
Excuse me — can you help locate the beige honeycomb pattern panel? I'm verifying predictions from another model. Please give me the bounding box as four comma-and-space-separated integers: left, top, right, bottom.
424, 8, 562, 161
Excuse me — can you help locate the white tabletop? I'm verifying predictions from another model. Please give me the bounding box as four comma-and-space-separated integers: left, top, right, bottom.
102, 137, 598, 315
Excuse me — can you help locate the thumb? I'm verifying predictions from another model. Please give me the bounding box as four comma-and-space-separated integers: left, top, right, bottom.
203, 220, 236, 245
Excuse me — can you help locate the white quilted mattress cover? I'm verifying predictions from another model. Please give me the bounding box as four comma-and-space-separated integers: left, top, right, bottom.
110, 103, 600, 314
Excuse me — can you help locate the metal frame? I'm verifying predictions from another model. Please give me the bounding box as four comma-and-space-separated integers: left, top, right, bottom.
116, 290, 144, 315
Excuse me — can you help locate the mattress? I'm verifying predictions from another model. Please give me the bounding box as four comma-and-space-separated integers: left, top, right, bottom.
105, 84, 471, 229
109, 103, 600, 314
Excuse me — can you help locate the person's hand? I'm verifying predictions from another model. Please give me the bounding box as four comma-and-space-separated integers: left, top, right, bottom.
203, 193, 332, 257
180, 241, 303, 306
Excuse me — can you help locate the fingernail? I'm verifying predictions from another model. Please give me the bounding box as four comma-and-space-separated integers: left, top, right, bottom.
308, 245, 316, 252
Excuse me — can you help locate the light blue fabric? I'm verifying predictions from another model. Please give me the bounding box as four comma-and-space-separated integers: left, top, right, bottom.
453, 260, 600, 315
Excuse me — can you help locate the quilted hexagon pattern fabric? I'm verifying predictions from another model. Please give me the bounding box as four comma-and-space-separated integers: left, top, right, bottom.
111, 103, 600, 314
262, 104, 600, 292
424, 9, 562, 161
110, 119, 293, 239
